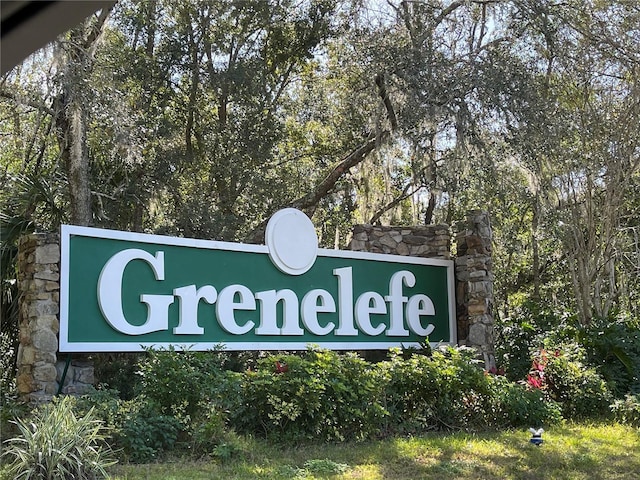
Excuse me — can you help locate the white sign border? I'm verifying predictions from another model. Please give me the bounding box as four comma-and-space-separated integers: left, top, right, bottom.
60, 224, 457, 352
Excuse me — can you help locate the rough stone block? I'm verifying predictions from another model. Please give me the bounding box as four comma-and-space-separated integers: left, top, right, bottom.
74, 366, 95, 385
28, 300, 59, 317
348, 240, 361, 250
55, 363, 73, 386
17, 373, 34, 394
35, 244, 60, 264
34, 350, 57, 364
35, 315, 59, 332
33, 364, 58, 382
379, 235, 397, 248
469, 270, 487, 278
32, 329, 58, 353
396, 242, 409, 256
469, 280, 492, 294
467, 302, 488, 316
403, 235, 427, 245
19, 345, 36, 365
468, 322, 486, 345
34, 271, 60, 281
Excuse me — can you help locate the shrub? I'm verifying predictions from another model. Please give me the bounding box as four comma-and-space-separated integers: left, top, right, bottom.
494, 301, 562, 381
577, 315, 640, 397
115, 399, 182, 463
135, 346, 225, 420
76, 388, 182, 463
189, 402, 237, 456
610, 394, 640, 427
0, 395, 28, 443
92, 353, 139, 400
527, 345, 613, 419
227, 349, 386, 441
2, 396, 115, 479
381, 346, 492, 432
488, 375, 562, 428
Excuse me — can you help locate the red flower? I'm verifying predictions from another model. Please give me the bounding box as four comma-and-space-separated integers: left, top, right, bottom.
527, 374, 543, 389
275, 361, 289, 374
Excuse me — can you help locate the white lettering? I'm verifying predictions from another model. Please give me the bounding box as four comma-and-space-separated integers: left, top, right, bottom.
217, 285, 256, 334
406, 294, 435, 336
255, 289, 303, 335
334, 267, 358, 335
385, 271, 413, 336
96, 249, 442, 342
301, 289, 336, 335
355, 291, 387, 336
98, 249, 173, 335
173, 285, 217, 335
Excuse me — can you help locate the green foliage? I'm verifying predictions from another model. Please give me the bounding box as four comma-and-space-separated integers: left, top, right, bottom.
223, 347, 558, 440
189, 403, 238, 457
610, 394, 640, 427
1, 396, 115, 479
495, 301, 562, 381
0, 396, 28, 443
209, 432, 244, 464
537, 346, 613, 420
488, 375, 562, 428
0, 332, 17, 407
227, 349, 386, 441
76, 388, 181, 463
135, 346, 225, 419
576, 315, 640, 397
68, 344, 624, 458
381, 347, 493, 432
114, 399, 181, 463
303, 458, 349, 475
92, 354, 140, 400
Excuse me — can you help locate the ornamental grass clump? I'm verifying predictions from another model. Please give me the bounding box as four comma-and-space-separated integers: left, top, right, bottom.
2, 395, 116, 480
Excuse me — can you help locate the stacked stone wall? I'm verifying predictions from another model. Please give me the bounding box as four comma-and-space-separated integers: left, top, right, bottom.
349, 224, 451, 259
16, 233, 93, 403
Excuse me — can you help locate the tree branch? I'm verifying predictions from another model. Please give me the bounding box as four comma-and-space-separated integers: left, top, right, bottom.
0, 90, 54, 116
375, 73, 398, 131
245, 131, 389, 244
369, 182, 423, 225
290, 131, 389, 215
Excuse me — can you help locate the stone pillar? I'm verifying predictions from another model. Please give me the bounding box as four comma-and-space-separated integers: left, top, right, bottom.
455, 210, 495, 370
16, 233, 94, 403
16, 233, 61, 402
349, 224, 451, 259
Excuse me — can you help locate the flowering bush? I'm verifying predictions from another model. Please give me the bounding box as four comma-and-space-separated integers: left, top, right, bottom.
525, 345, 612, 419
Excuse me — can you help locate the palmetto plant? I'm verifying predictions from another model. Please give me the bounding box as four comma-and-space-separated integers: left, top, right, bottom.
2, 396, 116, 479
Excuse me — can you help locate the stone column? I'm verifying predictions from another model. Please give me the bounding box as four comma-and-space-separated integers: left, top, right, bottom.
455, 210, 495, 370
16, 233, 61, 402
16, 233, 94, 403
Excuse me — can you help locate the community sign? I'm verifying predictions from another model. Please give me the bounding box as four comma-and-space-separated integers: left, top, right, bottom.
60, 209, 456, 352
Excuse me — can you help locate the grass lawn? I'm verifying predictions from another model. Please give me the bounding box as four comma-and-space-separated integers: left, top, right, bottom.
108, 422, 639, 480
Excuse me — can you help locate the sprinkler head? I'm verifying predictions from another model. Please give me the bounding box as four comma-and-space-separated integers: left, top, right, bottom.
529, 427, 544, 446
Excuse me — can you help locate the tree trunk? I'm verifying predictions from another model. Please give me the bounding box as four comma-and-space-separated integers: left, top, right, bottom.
54, 7, 112, 226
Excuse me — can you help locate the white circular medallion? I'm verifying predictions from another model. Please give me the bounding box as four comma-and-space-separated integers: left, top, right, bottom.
265, 208, 318, 275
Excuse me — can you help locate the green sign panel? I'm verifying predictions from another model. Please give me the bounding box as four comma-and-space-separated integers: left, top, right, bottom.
60, 210, 455, 352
